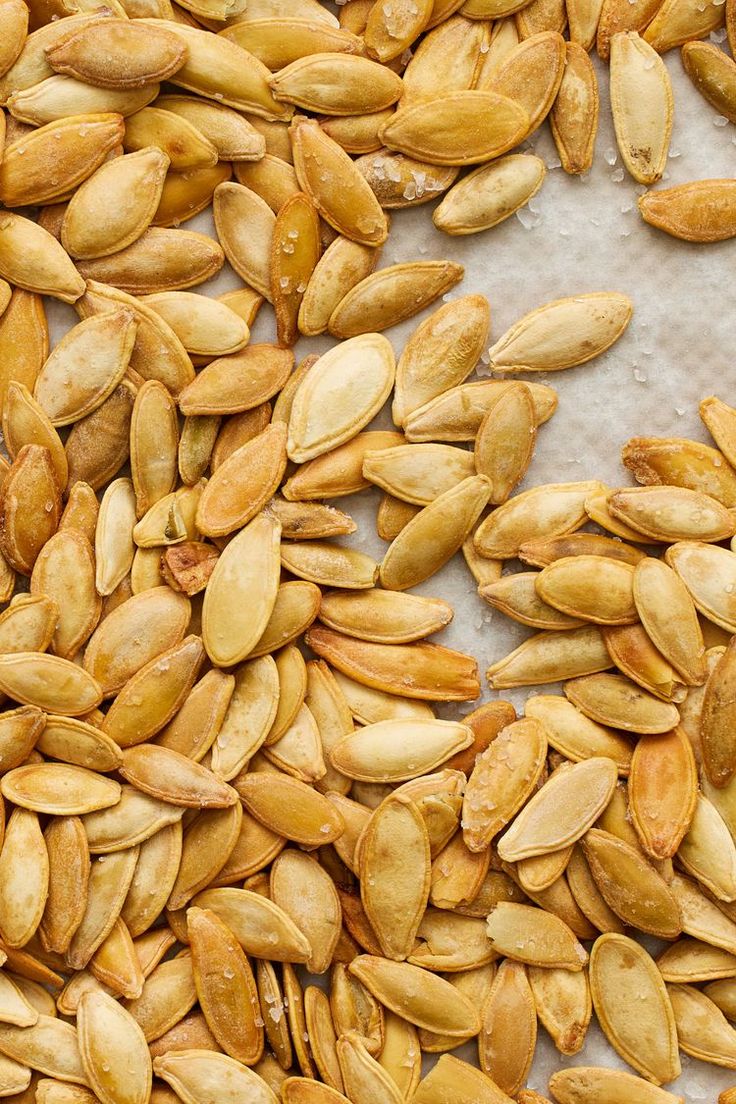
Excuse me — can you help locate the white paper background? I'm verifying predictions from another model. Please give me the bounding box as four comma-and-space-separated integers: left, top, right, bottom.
39, 29, 736, 1100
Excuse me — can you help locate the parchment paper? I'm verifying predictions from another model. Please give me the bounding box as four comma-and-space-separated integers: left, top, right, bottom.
40, 29, 736, 1100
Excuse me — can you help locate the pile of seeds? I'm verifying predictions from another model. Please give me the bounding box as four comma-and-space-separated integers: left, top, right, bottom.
0, 0, 736, 1102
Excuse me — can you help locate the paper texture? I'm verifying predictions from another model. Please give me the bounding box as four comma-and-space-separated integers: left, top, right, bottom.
40, 32, 736, 1098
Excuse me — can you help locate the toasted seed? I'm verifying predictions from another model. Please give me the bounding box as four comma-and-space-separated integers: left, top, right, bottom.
335, 1030, 402, 1104
119, 744, 236, 808
489, 293, 632, 370
75, 228, 224, 295
94, 478, 136, 597
0, 114, 125, 209
550, 1068, 684, 1104
235, 772, 344, 847
525, 695, 633, 772
298, 237, 378, 338
30, 532, 100, 660
498, 758, 618, 861
392, 295, 490, 425
401, 14, 488, 105
657, 937, 736, 983
210, 656, 278, 779
1, 764, 119, 816
354, 795, 429, 962
684, 39, 736, 125
305, 627, 480, 701
121, 822, 182, 937
234, 154, 299, 214
220, 18, 360, 70
3, 381, 67, 488
462, 717, 547, 851
101, 634, 204, 748
673, 871, 736, 953
633, 556, 705, 687
329, 260, 465, 339
281, 542, 378, 590
0, 217, 81, 309
0, 706, 45, 773
706, 977, 736, 1018
550, 42, 599, 174
701, 395, 736, 471
474, 481, 604, 559
121, 951, 196, 1041
603, 623, 688, 703
639, 179, 736, 241
331, 719, 471, 783
187, 907, 262, 1065
0, 653, 101, 716
354, 149, 459, 209
435, 153, 546, 236
0, 972, 38, 1027
478, 961, 535, 1095
165, 805, 240, 912
644, 0, 724, 52
700, 638, 736, 788
0, 1016, 87, 1084
590, 932, 680, 1084
380, 90, 528, 166
77, 281, 194, 396
154, 1048, 281, 1103
486, 902, 588, 970
318, 590, 452, 644
349, 955, 481, 1036
304, 987, 346, 1090
154, 163, 232, 228
363, 0, 432, 60
487, 625, 612, 689
210, 182, 275, 299
282, 432, 402, 500
564, 673, 680, 734
47, 19, 184, 89
537, 555, 637, 625
405, 379, 557, 442
271, 54, 402, 116
78, 989, 151, 1104
486, 30, 566, 143
582, 829, 682, 938
0, 809, 48, 948
202, 512, 281, 668
124, 106, 216, 171
67, 846, 139, 969
84, 587, 189, 698
379, 476, 490, 591
332, 670, 434, 727
629, 728, 697, 859
666, 543, 736, 636
178, 345, 292, 418
679, 792, 736, 901
251, 579, 321, 658
62, 149, 169, 261
0, 594, 56, 654
528, 964, 591, 1056
412, 1053, 511, 1103
7, 75, 156, 126
0, 444, 62, 575
271, 851, 340, 974
196, 424, 287, 538
291, 116, 388, 246
83, 785, 183, 854
668, 983, 736, 1067
157, 95, 265, 161
130, 380, 178, 519
623, 434, 736, 507
271, 193, 320, 349
192, 886, 310, 963
364, 443, 478, 505
35, 311, 136, 428
287, 334, 394, 463
610, 31, 672, 185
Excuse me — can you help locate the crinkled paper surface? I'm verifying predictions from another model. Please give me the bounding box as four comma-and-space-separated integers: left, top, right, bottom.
41, 28, 736, 1101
